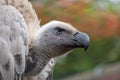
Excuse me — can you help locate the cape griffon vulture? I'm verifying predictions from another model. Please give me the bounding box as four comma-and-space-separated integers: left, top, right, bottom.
0, 0, 90, 80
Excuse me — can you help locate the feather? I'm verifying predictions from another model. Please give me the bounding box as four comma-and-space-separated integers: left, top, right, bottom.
0, 5, 28, 80
0, 0, 40, 48
24, 58, 56, 80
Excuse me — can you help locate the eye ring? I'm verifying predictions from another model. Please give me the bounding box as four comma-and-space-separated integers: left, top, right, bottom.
54, 27, 65, 35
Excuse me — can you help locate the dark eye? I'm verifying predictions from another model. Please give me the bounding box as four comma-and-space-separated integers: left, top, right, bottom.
54, 27, 65, 35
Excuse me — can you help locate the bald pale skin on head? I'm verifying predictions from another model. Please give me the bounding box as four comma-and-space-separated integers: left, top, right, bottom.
25, 20, 90, 80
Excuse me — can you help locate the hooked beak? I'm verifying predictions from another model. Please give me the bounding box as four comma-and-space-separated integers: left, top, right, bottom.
72, 32, 90, 51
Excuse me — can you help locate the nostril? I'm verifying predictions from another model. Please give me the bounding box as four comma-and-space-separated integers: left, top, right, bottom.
73, 32, 79, 36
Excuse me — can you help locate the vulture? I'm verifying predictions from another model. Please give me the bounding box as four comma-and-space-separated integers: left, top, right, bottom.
0, 0, 90, 80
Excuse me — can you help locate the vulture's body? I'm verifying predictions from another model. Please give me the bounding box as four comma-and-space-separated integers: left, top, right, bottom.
0, 0, 90, 80
0, 6, 28, 80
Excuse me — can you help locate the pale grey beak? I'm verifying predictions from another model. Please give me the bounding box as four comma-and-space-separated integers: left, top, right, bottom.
73, 32, 90, 51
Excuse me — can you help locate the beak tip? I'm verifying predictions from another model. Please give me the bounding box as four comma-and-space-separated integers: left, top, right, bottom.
73, 32, 90, 51
83, 37, 90, 51
84, 45, 89, 51
84, 34, 90, 51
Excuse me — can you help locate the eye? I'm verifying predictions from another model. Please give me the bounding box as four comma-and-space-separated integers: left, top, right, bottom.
53, 27, 65, 35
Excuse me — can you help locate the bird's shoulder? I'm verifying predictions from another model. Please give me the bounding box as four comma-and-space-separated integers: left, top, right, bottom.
0, 5, 28, 55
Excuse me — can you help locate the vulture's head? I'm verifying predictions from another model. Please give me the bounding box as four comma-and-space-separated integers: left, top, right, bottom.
33, 20, 90, 58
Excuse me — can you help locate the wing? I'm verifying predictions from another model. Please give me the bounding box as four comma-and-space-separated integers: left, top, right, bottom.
0, 0, 40, 47
0, 5, 28, 80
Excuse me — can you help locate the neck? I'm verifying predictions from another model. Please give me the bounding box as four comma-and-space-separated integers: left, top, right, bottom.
25, 46, 51, 76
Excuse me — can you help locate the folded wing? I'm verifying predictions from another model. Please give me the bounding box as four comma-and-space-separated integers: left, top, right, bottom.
0, 5, 28, 80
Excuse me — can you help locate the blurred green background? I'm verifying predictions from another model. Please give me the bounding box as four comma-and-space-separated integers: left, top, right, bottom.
30, 0, 120, 79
